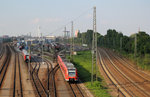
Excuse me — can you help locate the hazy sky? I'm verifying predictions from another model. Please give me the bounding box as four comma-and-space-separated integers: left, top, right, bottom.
0, 0, 150, 37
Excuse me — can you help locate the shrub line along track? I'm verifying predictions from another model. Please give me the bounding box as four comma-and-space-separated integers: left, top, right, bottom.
30, 56, 48, 97
13, 50, 23, 97
0, 45, 11, 87
98, 48, 150, 97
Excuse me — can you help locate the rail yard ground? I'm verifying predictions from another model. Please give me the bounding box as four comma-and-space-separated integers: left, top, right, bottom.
0, 44, 91, 97
1, 43, 150, 97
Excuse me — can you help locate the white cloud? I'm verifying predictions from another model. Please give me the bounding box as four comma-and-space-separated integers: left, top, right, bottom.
85, 14, 92, 19
44, 18, 62, 23
101, 20, 109, 25
0, 24, 5, 27
30, 17, 62, 24
31, 18, 40, 24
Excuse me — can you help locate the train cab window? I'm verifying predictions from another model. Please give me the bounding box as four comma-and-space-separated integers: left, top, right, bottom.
69, 72, 75, 77
68, 69, 76, 77
26, 55, 29, 59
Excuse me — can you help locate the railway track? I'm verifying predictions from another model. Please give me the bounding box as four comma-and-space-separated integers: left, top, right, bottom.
13, 52, 23, 97
46, 59, 58, 97
44, 53, 84, 97
103, 48, 150, 96
0, 45, 11, 87
69, 82, 84, 97
98, 48, 129, 96
30, 57, 48, 97
98, 48, 150, 97
101, 48, 147, 96
107, 48, 150, 79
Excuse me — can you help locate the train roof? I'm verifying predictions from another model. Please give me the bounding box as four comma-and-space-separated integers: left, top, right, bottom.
64, 62, 76, 69
58, 55, 76, 69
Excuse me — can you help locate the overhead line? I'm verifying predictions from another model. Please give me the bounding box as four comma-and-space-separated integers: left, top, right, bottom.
44, 7, 93, 36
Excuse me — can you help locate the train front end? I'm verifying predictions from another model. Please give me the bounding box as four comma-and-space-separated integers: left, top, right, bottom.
22, 49, 31, 63
68, 69, 78, 81
67, 63, 78, 82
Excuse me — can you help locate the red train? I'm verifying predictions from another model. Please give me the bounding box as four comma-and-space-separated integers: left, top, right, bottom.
57, 55, 78, 81
22, 49, 31, 63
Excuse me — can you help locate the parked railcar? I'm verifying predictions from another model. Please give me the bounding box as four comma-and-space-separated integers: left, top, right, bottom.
57, 55, 78, 81
22, 49, 31, 63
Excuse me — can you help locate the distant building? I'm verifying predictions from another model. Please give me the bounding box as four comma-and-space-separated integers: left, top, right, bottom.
45, 35, 55, 43
45, 35, 55, 40
0, 37, 2, 43
2, 35, 9, 38
75, 30, 80, 37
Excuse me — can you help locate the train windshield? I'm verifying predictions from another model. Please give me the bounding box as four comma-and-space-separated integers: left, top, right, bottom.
68, 69, 76, 77
26, 55, 29, 59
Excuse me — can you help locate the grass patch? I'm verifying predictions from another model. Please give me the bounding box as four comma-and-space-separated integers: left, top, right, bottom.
72, 51, 110, 97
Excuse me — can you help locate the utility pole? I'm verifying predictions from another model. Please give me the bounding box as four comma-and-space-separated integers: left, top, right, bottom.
91, 6, 97, 85
41, 32, 44, 65
28, 32, 31, 80
70, 21, 74, 62
38, 26, 44, 65
107, 38, 109, 48
64, 27, 70, 43
134, 34, 137, 58
67, 31, 70, 43
82, 33, 83, 46
64, 27, 66, 38
120, 37, 122, 52
64, 27, 66, 43
113, 39, 115, 49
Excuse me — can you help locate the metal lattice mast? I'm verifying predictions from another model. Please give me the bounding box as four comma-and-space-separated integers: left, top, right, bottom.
94, 6, 98, 81
134, 27, 139, 58
64, 27, 66, 43
134, 33, 137, 58
64, 27, 70, 44
120, 37, 122, 52
64, 27, 66, 38
70, 21, 74, 61
72, 21, 74, 61
91, 6, 97, 84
